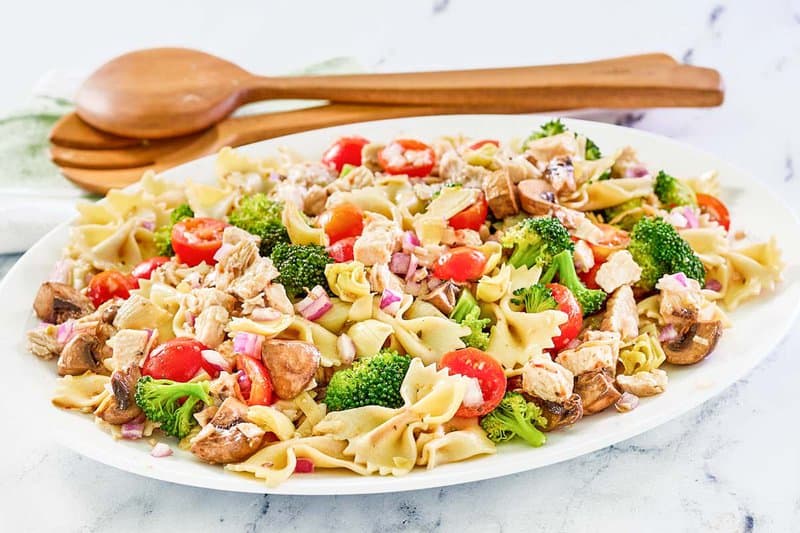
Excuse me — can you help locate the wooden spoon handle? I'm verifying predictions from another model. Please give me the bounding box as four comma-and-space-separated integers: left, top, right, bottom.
211, 104, 503, 150
241, 54, 723, 109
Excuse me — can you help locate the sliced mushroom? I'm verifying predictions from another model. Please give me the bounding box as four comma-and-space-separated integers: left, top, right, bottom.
33, 282, 94, 324
663, 321, 722, 365
574, 369, 622, 415
190, 397, 265, 464
98, 300, 121, 324
517, 179, 558, 215
526, 393, 584, 432
57, 333, 105, 376
421, 280, 460, 316
483, 169, 520, 218
96, 365, 143, 424
262, 340, 321, 400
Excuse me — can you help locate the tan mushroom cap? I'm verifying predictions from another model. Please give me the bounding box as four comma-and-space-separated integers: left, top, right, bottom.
663, 321, 722, 365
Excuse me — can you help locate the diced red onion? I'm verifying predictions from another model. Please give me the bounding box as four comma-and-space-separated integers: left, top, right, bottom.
140, 219, 156, 231
615, 392, 639, 412
121, 421, 144, 440
389, 252, 411, 276
565, 337, 581, 350
202, 349, 232, 372
402, 231, 420, 253
185, 312, 196, 327
251, 307, 282, 322
233, 332, 264, 359
625, 165, 650, 178
405, 253, 419, 283
150, 442, 173, 458
674, 272, 689, 287
268, 171, 280, 182
337, 334, 356, 365
380, 289, 402, 310
213, 243, 235, 262
294, 458, 315, 474
705, 279, 722, 292
295, 285, 333, 321
56, 320, 75, 344
48, 259, 72, 283
658, 324, 678, 342
683, 207, 699, 229
462, 377, 485, 408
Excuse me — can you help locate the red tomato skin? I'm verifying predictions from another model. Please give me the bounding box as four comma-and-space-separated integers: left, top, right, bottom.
468, 139, 499, 150
86, 271, 138, 307
236, 355, 274, 406
696, 193, 731, 231
131, 256, 170, 280
142, 337, 220, 382
546, 283, 583, 352
318, 204, 364, 244
440, 348, 507, 417
449, 193, 489, 231
321, 136, 369, 172
378, 139, 436, 177
579, 261, 603, 290
432, 247, 487, 282
327, 236, 356, 263
171, 218, 228, 267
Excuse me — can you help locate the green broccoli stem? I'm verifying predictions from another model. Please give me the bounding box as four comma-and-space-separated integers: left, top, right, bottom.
450, 290, 479, 322
508, 242, 543, 269
499, 409, 547, 448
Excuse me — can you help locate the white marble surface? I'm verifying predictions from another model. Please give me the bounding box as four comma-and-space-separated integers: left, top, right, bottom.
2, 1, 799, 531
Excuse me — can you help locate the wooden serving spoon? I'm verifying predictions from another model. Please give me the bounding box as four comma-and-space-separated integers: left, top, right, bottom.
76, 51, 723, 139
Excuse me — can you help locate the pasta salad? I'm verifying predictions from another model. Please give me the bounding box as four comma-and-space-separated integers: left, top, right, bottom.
28, 120, 783, 487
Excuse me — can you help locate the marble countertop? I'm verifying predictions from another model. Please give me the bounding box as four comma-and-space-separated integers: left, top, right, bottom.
2, 1, 799, 531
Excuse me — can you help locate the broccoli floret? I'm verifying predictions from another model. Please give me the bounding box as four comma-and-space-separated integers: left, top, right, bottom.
269, 242, 333, 299
540, 249, 607, 315
153, 203, 194, 256
501, 216, 574, 269
602, 198, 645, 231
654, 170, 697, 208
134, 376, 211, 439
522, 119, 602, 160
450, 290, 490, 350
228, 194, 290, 256
480, 391, 548, 446
511, 283, 558, 313
584, 137, 602, 161
628, 217, 706, 291
325, 349, 412, 411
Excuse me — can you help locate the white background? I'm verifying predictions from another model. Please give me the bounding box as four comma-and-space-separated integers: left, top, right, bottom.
1, 1, 799, 531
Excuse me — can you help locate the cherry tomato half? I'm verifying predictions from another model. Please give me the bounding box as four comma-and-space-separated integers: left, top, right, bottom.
171, 217, 228, 267
318, 203, 364, 244
86, 270, 138, 307
440, 348, 507, 417
131, 256, 170, 280
579, 260, 603, 291
432, 247, 487, 282
142, 337, 220, 382
449, 192, 489, 232
546, 283, 583, 352
696, 193, 731, 231
468, 139, 499, 150
378, 139, 436, 178
236, 355, 274, 406
327, 236, 357, 263
588, 223, 630, 260
321, 136, 369, 172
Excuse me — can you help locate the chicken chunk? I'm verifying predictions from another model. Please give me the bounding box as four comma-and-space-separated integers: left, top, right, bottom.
555, 331, 621, 376
33, 282, 94, 324
107, 329, 151, 371
483, 169, 520, 219
353, 216, 401, 266
185, 288, 236, 316
264, 283, 295, 315
601, 285, 639, 341
594, 251, 642, 293
616, 369, 668, 397
194, 305, 229, 349
228, 258, 279, 301
574, 369, 621, 415
190, 397, 265, 464
524, 132, 580, 169
573, 239, 595, 273
27, 327, 61, 360
303, 184, 328, 216
521, 358, 574, 403
214, 226, 260, 291
543, 156, 575, 193
656, 274, 717, 328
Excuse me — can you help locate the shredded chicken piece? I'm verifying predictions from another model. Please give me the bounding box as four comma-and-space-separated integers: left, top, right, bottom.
264, 283, 294, 315
228, 257, 279, 301
368, 263, 405, 294
303, 184, 328, 216
521, 358, 574, 403
107, 329, 151, 371
27, 327, 61, 360
616, 369, 668, 397
353, 215, 401, 266
556, 331, 621, 376
595, 251, 642, 293
194, 305, 229, 349
656, 274, 717, 327
573, 239, 595, 273
601, 285, 639, 341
